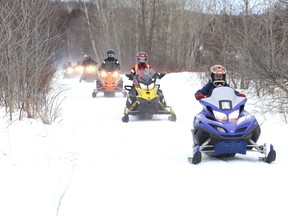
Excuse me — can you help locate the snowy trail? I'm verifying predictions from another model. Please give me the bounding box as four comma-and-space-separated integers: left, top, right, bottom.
1, 73, 287, 216
57, 73, 288, 216
57, 76, 197, 216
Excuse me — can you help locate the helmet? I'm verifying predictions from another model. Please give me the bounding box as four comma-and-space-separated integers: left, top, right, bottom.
107, 49, 115, 58
83, 54, 88, 60
210, 64, 226, 87
137, 52, 148, 63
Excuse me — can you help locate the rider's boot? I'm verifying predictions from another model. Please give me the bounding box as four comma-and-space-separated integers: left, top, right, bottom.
96, 80, 101, 89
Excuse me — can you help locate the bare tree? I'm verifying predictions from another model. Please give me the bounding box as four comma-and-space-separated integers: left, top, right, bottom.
0, 0, 65, 123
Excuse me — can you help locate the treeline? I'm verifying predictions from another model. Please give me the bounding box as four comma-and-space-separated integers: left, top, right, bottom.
65, 0, 288, 116
0, 0, 69, 123
1, 0, 288, 123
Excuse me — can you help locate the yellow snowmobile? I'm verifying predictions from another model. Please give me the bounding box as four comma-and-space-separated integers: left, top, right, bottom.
122, 69, 176, 123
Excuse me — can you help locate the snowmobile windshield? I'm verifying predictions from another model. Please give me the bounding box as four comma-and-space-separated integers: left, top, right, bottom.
136, 70, 156, 86
101, 61, 119, 72
202, 87, 246, 110
201, 87, 247, 122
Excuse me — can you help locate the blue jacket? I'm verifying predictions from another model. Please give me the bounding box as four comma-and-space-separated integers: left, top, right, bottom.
195, 81, 239, 98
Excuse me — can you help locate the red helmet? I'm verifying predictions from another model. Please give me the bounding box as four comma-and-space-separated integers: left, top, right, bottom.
137, 52, 148, 63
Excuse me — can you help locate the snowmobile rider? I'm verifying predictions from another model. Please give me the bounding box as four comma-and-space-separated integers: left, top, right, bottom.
195, 64, 246, 100
62, 61, 73, 70
81, 54, 97, 67
125, 52, 166, 108
79, 54, 97, 82
67, 61, 73, 67
98, 49, 121, 71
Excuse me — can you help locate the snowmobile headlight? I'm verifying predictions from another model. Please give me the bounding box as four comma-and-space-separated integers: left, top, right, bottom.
86, 66, 96, 72
101, 71, 108, 77
75, 65, 84, 72
213, 111, 227, 121
139, 83, 154, 90
66, 67, 74, 73
112, 71, 120, 78
139, 83, 147, 90
147, 83, 155, 90
228, 110, 239, 122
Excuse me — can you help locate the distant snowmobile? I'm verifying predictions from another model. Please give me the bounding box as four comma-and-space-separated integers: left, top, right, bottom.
74, 61, 84, 77
80, 65, 98, 82
63, 65, 76, 79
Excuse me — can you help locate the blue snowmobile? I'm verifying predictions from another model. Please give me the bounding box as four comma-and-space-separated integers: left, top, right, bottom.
189, 87, 276, 164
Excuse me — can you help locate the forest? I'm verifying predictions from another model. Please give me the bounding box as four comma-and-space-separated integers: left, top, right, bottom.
0, 0, 288, 123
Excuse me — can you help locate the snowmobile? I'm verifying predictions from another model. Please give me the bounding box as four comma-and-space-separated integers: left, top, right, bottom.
121, 69, 176, 123
189, 87, 276, 164
63, 66, 76, 79
74, 61, 84, 77
92, 64, 126, 98
80, 65, 98, 82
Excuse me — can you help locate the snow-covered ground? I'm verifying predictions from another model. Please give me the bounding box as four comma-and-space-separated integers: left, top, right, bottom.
0, 72, 287, 216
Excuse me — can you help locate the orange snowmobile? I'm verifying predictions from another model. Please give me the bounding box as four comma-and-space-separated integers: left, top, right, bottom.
92, 66, 126, 98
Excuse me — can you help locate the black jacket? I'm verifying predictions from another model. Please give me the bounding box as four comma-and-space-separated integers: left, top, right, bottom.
98, 57, 120, 72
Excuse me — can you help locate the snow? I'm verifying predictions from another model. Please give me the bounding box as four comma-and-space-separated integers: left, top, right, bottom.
0, 72, 287, 216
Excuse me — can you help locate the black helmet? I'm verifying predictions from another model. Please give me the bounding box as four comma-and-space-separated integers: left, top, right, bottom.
107, 49, 115, 58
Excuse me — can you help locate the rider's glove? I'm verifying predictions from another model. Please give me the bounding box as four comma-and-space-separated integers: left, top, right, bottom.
153, 73, 160, 79
236, 93, 246, 97
195, 93, 206, 100
126, 74, 133, 81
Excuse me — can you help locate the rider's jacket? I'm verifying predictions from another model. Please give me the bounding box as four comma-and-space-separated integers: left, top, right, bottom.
195, 81, 239, 98
126, 63, 165, 80
98, 57, 120, 71
81, 58, 97, 67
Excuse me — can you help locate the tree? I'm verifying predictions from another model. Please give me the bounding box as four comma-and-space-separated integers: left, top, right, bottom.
0, 0, 65, 123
